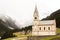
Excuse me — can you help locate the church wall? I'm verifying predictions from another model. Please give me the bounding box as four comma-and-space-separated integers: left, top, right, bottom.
38, 31, 56, 36
32, 32, 38, 35
32, 26, 39, 32
39, 25, 55, 31
39, 25, 52, 31
34, 21, 39, 25
32, 24, 56, 36
32, 31, 56, 36
51, 25, 56, 31
38, 25, 56, 36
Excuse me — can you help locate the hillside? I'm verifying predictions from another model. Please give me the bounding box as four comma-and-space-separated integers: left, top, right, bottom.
0, 15, 21, 39
42, 9, 60, 28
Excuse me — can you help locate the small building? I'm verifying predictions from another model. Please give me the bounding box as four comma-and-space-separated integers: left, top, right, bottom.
32, 6, 56, 36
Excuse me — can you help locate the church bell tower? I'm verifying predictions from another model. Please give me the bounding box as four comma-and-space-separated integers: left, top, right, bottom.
33, 6, 39, 26
34, 6, 39, 21
32, 5, 40, 35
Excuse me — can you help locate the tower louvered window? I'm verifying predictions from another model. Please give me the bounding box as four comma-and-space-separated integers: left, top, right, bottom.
35, 17, 37, 19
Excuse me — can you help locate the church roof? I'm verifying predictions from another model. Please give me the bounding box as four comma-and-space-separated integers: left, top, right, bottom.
39, 20, 55, 25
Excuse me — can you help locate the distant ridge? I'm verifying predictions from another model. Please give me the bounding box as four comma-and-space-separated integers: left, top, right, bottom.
42, 9, 60, 28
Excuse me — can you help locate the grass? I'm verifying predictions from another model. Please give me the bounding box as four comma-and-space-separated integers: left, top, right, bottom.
3, 28, 60, 40
3, 32, 32, 40
56, 28, 60, 34
4, 37, 27, 40
41, 35, 60, 40
13, 32, 32, 37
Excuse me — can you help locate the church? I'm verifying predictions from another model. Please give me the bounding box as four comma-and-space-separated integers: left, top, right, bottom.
32, 6, 56, 36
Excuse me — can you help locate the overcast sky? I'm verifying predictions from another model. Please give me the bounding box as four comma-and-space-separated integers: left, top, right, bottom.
0, 0, 60, 27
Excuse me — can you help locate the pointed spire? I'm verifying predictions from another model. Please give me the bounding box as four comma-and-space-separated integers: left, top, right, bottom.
34, 5, 39, 17
34, 5, 38, 13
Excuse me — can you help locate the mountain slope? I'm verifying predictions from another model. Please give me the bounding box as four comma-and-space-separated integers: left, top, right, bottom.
42, 9, 60, 28
0, 15, 20, 39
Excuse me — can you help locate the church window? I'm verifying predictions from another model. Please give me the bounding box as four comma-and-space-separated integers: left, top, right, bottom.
35, 17, 37, 19
40, 27, 41, 30
48, 27, 50, 30
44, 27, 45, 30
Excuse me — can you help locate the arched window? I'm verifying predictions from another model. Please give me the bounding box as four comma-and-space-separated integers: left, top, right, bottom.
48, 27, 50, 30
40, 27, 41, 30
44, 27, 45, 30
35, 17, 37, 19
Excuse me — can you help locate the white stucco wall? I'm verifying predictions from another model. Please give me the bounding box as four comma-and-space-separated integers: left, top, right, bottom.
32, 25, 56, 36
38, 32, 56, 36
32, 31, 56, 36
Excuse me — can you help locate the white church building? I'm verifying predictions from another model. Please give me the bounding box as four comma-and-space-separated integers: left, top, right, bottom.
32, 6, 56, 36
